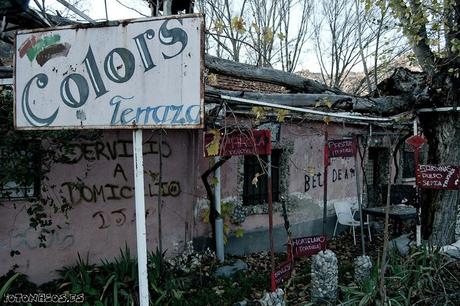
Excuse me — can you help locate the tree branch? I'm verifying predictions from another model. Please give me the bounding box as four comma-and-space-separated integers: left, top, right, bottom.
201, 156, 231, 251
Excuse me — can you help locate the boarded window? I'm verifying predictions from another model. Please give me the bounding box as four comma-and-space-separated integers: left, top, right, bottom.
242, 149, 281, 206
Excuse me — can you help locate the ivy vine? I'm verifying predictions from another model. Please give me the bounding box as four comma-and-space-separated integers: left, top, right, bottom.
0, 85, 100, 255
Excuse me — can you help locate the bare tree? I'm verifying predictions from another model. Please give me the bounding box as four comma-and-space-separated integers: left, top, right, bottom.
278, 0, 313, 72
196, 0, 248, 62
313, 0, 405, 93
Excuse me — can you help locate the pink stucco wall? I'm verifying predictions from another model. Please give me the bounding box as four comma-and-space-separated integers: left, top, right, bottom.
0, 130, 200, 283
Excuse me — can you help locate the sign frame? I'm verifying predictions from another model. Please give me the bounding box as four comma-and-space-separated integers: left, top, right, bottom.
14, 14, 205, 130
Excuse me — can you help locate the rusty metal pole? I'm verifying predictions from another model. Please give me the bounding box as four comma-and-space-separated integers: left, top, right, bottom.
268, 154, 276, 291
323, 129, 329, 235
158, 130, 163, 254
354, 135, 366, 255
414, 148, 421, 247
413, 120, 422, 247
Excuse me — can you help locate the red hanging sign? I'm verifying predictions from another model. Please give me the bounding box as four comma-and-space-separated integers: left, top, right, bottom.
292, 235, 327, 258
327, 139, 356, 158
416, 164, 460, 190
203, 129, 271, 157
405, 135, 426, 150
272, 260, 294, 287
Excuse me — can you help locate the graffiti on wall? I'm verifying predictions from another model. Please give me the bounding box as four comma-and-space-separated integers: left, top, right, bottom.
92, 207, 155, 229
58, 139, 181, 205
61, 179, 181, 205
59, 140, 171, 163
304, 167, 355, 192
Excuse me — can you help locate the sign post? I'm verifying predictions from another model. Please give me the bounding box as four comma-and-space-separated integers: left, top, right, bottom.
406, 134, 426, 247
352, 136, 365, 255
323, 129, 329, 235
268, 153, 276, 292
133, 129, 149, 305
14, 15, 204, 306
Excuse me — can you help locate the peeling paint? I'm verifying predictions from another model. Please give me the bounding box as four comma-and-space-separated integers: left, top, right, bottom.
36, 43, 71, 66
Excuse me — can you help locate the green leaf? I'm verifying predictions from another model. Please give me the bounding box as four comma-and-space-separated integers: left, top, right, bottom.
276, 109, 289, 122
205, 129, 221, 156
234, 227, 244, 238
210, 176, 219, 187
0, 272, 20, 299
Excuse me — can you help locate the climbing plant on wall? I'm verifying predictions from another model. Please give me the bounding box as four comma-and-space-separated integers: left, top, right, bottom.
0, 85, 100, 255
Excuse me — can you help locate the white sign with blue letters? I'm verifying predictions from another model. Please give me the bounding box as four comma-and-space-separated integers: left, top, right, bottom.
14, 15, 203, 129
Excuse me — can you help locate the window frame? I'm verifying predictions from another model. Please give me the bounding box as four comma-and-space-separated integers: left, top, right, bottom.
242, 149, 282, 206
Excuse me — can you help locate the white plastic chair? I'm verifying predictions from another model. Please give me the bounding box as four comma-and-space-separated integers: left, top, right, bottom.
333, 201, 372, 245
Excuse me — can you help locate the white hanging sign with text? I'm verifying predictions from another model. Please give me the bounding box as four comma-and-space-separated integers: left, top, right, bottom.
14, 15, 204, 130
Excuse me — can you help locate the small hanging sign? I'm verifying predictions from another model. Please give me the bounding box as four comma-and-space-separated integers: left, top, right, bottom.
327, 139, 356, 158
292, 235, 327, 258
272, 260, 294, 286
203, 129, 271, 157
405, 135, 426, 150
416, 165, 460, 190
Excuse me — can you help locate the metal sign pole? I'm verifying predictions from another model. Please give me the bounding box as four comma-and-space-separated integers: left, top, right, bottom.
268, 154, 276, 291
413, 120, 422, 247
133, 129, 149, 306
214, 156, 224, 262
158, 130, 163, 254
354, 136, 366, 255
323, 129, 329, 235
406, 121, 426, 247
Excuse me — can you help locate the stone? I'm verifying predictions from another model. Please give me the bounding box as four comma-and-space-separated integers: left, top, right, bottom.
440, 239, 460, 259
233, 300, 248, 306
353, 255, 373, 285
257, 289, 285, 306
389, 234, 413, 256
214, 259, 249, 278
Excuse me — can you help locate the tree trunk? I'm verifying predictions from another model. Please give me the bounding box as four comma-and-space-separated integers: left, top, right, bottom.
205, 54, 343, 94
420, 111, 460, 245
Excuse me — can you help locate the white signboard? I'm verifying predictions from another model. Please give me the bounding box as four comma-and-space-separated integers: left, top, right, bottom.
14, 15, 204, 129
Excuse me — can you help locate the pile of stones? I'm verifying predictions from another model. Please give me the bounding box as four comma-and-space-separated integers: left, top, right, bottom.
256, 288, 285, 306
231, 204, 247, 224
353, 255, 373, 285
311, 249, 338, 302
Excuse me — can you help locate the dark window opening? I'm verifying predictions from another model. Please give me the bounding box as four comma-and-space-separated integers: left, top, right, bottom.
242, 149, 281, 206
0, 142, 40, 199
402, 150, 415, 179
